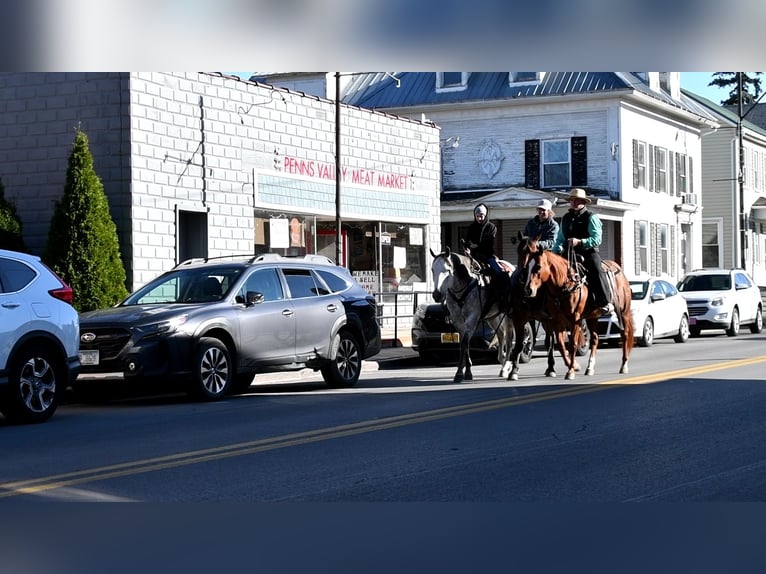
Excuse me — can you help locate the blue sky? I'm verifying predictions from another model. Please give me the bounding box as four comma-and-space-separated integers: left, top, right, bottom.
680, 72, 729, 103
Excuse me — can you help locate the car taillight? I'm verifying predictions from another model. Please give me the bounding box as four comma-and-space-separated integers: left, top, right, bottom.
41, 263, 75, 304
49, 284, 74, 304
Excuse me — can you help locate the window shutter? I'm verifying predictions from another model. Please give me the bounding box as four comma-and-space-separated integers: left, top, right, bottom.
689, 156, 693, 194
634, 221, 642, 276
670, 225, 676, 276
632, 139, 639, 189
571, 137, 587, 187
525, 139, 540, 188
668, 151, 681, 196
651, 222, 659, 276
648, 144, 655, 192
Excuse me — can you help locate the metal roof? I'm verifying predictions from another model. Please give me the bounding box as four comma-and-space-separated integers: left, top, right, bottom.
341, 73, 714, 123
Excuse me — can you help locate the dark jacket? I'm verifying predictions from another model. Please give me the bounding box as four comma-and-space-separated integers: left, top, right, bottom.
464, 220, 497, 262
553, 208, 602, 255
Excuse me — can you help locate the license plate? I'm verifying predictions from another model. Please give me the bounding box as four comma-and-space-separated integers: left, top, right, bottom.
79, 350, 100, 366
441, 332, 460, 343
688, 317, 696, 325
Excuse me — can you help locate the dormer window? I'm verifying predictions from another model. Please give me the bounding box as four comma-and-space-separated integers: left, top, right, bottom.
436, 72, 469, 92
510, 72, 544, 85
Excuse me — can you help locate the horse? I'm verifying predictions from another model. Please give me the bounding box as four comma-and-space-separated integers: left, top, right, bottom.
502, 234, 579, 380
429, 247, 515, 384
514, 237, 633, 380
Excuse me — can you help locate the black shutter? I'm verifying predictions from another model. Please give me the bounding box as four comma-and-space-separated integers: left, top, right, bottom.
525, 139, 540, 188
632, 139, 639, 189
689, 156, 693, 194
571, 136, 587, 187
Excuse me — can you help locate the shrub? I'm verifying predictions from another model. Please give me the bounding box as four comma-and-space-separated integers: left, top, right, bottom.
0, 176, 27, 252
44, 129, 128, 312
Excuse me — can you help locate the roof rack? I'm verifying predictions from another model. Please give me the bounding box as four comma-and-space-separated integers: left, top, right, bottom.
251, 253, 337, 265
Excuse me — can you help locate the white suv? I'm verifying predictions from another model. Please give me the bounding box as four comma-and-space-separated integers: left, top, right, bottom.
677, 268, 763, 337
0, 249, 80, 424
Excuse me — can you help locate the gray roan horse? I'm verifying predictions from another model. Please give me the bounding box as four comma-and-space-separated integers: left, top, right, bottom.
430, 247, 514, 384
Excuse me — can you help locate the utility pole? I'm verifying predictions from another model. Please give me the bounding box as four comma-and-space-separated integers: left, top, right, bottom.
737, 72, 747, 270
335, 72, 342, 266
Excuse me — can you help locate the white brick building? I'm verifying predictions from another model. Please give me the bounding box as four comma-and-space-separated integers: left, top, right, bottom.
0, 72, 442, 294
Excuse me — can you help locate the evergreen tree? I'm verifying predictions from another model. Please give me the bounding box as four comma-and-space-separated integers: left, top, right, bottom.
44, 129, 128, 312
0, 176, 28, 252
709, 72, 763, 105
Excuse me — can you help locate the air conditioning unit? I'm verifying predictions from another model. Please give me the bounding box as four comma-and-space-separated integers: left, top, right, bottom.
682, 193, 698, 205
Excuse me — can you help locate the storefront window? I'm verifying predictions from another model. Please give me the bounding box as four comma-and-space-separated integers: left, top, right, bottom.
254, 211, 315, 258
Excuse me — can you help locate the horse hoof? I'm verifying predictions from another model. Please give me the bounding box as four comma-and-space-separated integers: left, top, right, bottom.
453, 375, 463, 384
546, 371, 557, 378
510, 373, 519, 381
464, 373, 473, 381
620, 365, 629, 374
565, 371, 576, 380
585, 368, 594, 376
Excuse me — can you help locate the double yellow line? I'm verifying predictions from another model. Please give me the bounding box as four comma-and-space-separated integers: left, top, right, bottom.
2, 355, 764, 499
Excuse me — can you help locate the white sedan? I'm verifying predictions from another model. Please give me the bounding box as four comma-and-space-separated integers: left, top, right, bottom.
598, 277, 690, 347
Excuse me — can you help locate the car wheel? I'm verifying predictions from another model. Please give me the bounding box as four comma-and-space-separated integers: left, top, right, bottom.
0, 343, 60, 424
638, 317, 654, 347
189, 337, 232, 401
576, 320, 590, 356
321, 331, 362, 388
674, 315, 690, 343
726, 308, 740, 337
750, 306, 763, 334
519, 321, 535, 364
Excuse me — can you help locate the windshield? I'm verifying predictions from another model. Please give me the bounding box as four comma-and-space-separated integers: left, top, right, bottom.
630, 281, 648, 300
122, 267, 245, 305
678, 274, 730, 292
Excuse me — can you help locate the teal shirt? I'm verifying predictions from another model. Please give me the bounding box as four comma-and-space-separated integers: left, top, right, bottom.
553, 209, 603, 254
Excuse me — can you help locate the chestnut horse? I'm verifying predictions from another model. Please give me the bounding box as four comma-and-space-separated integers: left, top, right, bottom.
503, 234, 580, 380
430, 247, 514, 383
515, 237, 633, 380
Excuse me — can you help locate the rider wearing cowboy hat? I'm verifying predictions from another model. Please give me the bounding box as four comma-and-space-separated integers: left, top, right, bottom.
552, 188, 614, 314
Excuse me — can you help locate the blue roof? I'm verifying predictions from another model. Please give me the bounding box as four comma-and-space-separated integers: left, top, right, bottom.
342, 73, 713, 122
342, 72, 634, 108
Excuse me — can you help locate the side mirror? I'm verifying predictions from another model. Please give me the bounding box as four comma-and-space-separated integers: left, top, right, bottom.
650, 292, 666, 302
246, 291, 265, 305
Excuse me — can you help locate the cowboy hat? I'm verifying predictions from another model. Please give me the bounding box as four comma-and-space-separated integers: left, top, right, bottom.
566, 188, 592, 203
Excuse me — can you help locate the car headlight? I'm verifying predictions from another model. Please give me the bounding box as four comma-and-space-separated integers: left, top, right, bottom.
137, 314, 189, 337
711, 297, 725, 307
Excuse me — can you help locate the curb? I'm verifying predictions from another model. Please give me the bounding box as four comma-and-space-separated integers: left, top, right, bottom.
253, 359, 380, 384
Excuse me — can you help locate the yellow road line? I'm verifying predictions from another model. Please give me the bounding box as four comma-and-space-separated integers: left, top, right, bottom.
2, 355, 764, 498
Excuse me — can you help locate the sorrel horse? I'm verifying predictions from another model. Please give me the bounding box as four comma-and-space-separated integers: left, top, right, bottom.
502, 234, 578, 380
430, 247, 514, 383
515, 237, 633, 379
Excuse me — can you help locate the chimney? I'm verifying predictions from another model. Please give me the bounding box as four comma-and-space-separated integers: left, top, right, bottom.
647, 72, 661, 92
659, 72, 681, 100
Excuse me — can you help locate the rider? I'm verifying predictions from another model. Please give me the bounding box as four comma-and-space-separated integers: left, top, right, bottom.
552, 188, 614, 314
462, 203, 509, 297
524, 198, 559, 251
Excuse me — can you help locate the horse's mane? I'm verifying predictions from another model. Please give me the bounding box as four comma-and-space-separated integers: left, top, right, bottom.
518, 236, 572, 285
448, 251, 472, 282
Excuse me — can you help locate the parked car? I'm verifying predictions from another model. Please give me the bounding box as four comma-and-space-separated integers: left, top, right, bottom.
677, 268, 763, 337
76, 254, 381, 401
0, 249, 80, 424
598, 277, 690, 347
411, 302, 535, 364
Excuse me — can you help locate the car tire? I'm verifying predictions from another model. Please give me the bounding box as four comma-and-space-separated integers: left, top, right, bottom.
321, 330, 362, 388
189, 337, 232, 401
638, 317, 654, 347
576, 320, 590, 356
519, 321, 535, 364
674, 315, 690, 343
0, 343, 61, 424
726, 308, 740, 337
750, 306, 763, 334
